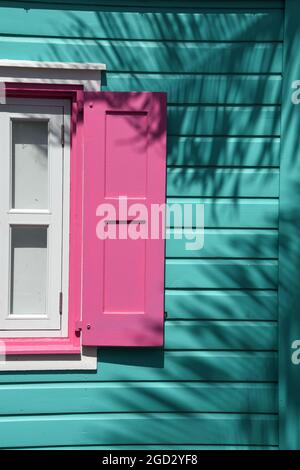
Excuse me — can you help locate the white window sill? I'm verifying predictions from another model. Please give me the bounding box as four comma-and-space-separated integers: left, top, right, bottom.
0, 347, 97, 371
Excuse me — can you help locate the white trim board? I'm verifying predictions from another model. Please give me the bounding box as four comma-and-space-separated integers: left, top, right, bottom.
0, 347, 97, 371
0, 60, 106, 70
0, 60, 106, 91
0, 102, 65, 332
0, 98, 71, 338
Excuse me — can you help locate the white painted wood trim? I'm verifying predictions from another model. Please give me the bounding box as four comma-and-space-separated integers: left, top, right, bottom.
0, 102, 65, 332
0, 346, 97, 371
0, 60, 106, 70
0, 98, 72, 338
0, 60, 106, 91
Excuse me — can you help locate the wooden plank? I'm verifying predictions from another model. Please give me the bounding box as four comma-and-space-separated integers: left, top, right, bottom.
0, 39, 283, 74
168, 106, 280, 136
4, 1, 284, 9
0, 413, 278, 448
165, 320, 277, 350
166, 229, 278, 259
167, 198, 279, 229
165, 259, 278, 289
167, 137, 280, 167
0, 9, 283, 41
27, 445, 278, 450
165, 290, 278, 321
167, 169, 279, 198
88, 350, 278, 382
0, 382, 277, 415
105, 75, 282, 105
0, 351, 277, 383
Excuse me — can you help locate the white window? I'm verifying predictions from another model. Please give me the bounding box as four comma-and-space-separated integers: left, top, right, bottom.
0, 60, 104, 370
0, 98, 70, 337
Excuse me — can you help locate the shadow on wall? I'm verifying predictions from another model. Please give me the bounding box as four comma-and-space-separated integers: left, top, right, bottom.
1, 0, 293, 447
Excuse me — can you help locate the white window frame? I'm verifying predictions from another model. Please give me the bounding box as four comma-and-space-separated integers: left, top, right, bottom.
0, 60, 105, 370
0, 98, 70, 337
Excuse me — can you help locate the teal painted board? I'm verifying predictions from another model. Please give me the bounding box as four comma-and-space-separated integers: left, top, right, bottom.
167, 199, 279, 229
165, 321, 277, 351
0, 413, 278, 449
0, 38, 283, 74
93, 350, 278, 382
278, 0, 300, 450
102, 75, 282, 106
0, 8, 284, 41
167, 137, 280, 167
105, 75, 282, 105
165, 290, 278, 320
0, 413, 278, 448
167, 169, 279, 198
166, 229, 278, 259
0, 382, 277, 415
168, 106, 280, 136
165, 259, 278, 289
22, 445, 278, 450
0, 0, 284, 9
0, 351, 278, 383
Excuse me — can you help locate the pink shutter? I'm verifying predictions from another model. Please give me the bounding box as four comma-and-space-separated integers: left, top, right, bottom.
82, 92, 167, 346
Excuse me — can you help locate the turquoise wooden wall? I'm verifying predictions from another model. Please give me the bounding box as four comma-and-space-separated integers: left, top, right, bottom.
0, 0, 284, 449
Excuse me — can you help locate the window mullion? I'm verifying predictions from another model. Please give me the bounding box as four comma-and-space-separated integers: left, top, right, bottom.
7, 212, 51, 226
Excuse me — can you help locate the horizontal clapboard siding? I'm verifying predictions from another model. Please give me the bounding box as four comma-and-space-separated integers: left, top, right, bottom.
165, 321, 277, 350
166, 229, 278, 259
0, 0, 283, 450
166, 259, 278, 289
85, 350, 278, 382
167, 199, 279, 228
0, 39, 283, 74
167, 137, 281, 167
0, 413, 278, 448
167, 169, 279, 197
165, 290, 278, 320
0, 383, 277, 415
168, 106, 280, 136
23, 445, 278, 450
0, 350, 278, 382
105, 75, 283, 105
0, 9, 284, 41
2, 1, 285, 9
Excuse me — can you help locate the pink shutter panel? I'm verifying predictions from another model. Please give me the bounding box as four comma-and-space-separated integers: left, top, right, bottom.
82, 92, 167, 346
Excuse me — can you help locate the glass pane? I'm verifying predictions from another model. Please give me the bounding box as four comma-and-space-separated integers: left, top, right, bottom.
12, 120, 48, 209
10, 226, 48, 316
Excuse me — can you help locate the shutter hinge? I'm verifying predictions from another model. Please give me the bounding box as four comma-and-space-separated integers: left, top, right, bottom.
61, 124, 65, 147
59, 292, 63, 315
75, 321, 83, 335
